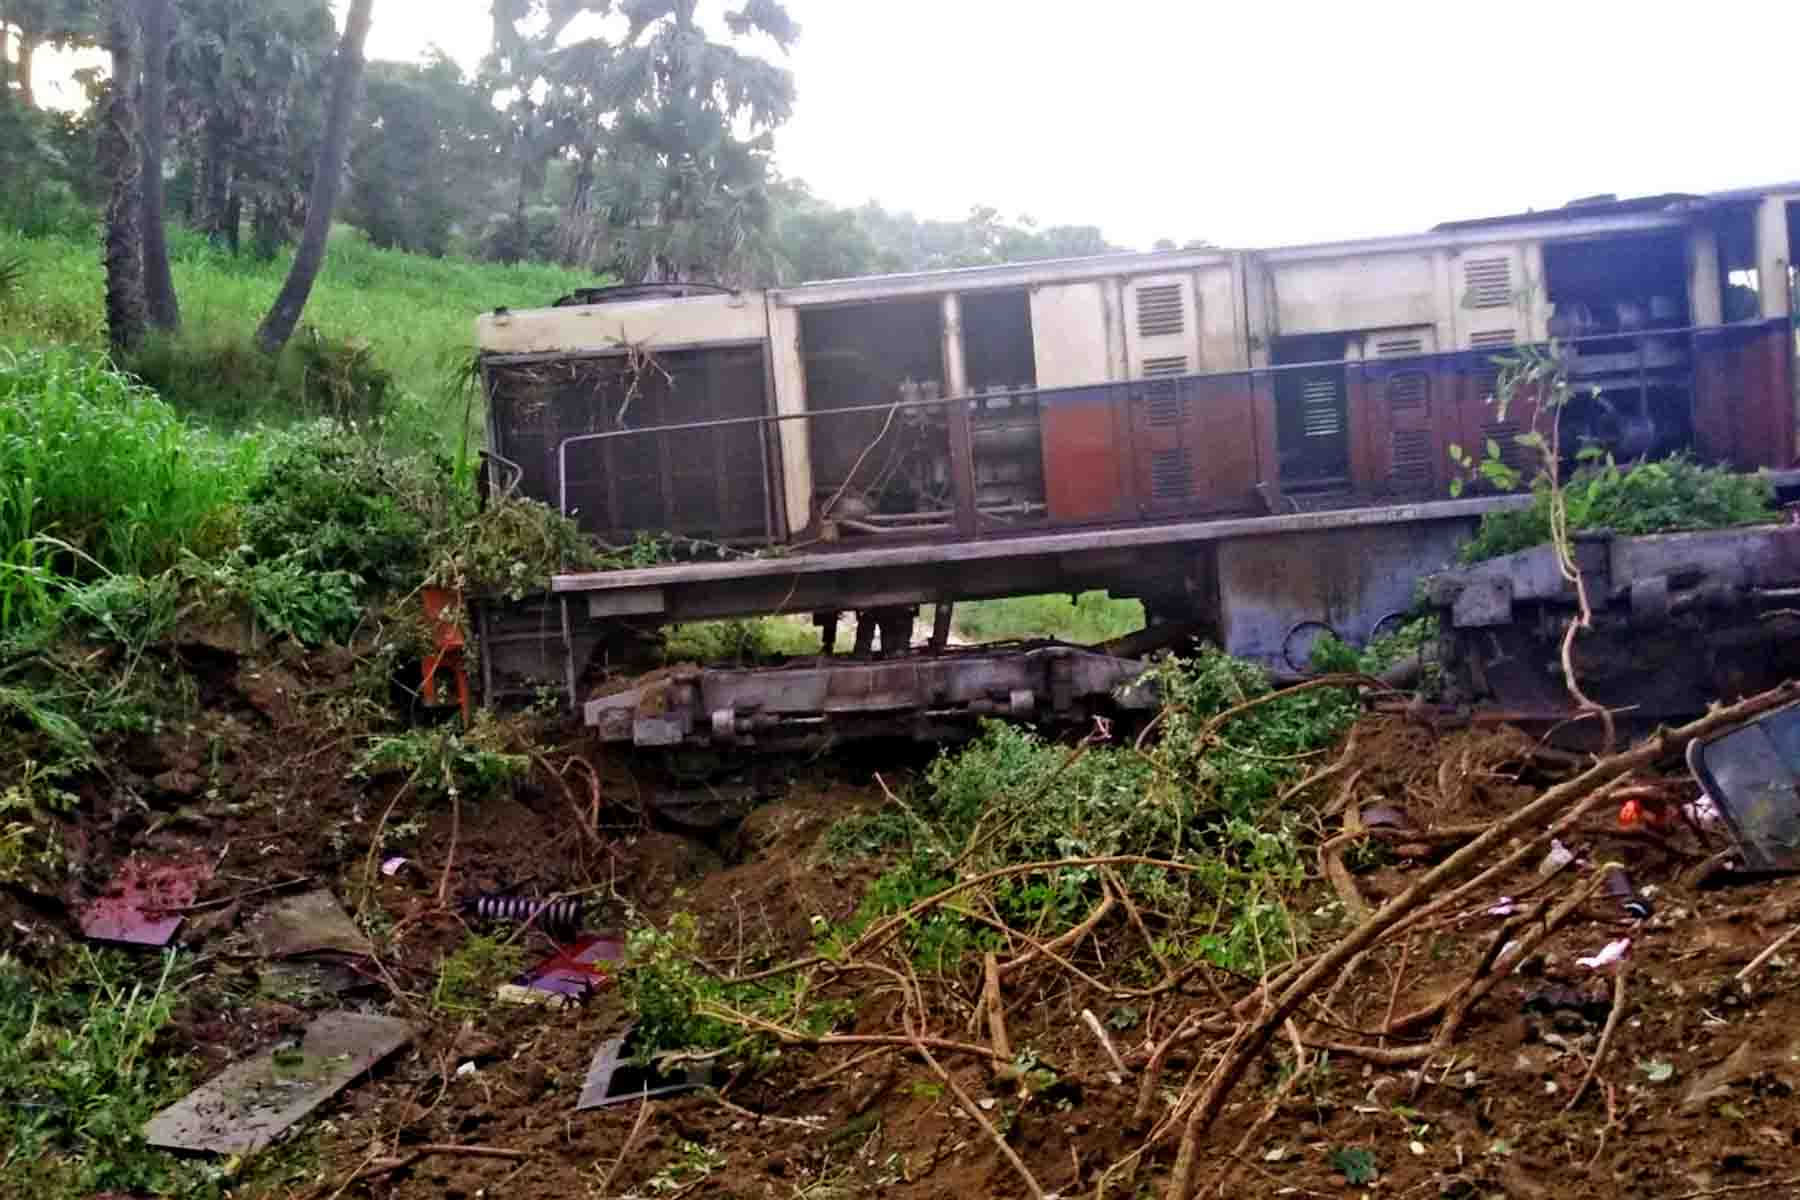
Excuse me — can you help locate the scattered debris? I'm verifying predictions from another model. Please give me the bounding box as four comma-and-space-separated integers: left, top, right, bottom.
507, 934, 624, 1003
1687, 699, 1800, 869
142, 1011, 412, 1156
577, 1024, 713, 1111
1577, 938, 1633, 970
79, 856, 214, 947
468, 892, 584, 939
379, 856, 409, 877
247, 889, 375, 959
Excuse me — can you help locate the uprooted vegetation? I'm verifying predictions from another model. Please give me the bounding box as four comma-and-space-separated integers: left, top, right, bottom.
1457, 453, 1779, 566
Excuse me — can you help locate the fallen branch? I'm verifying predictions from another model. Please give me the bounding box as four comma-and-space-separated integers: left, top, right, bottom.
1320, 805, 1371, 922
1668, 1176, 1800, 1199
844, 855, 1203, 962
595, 1098, 655, 1198
983, 952, 1012, 1062
890, 961, 1047, 1200
1565, 962, 1630, 1111
1160, 680, 1800, 1199
1082, 1008, 1130, 1075
1735, 922, 1800, 984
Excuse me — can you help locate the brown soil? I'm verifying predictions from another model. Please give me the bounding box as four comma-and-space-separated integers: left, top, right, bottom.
15, 634, 1800, 1200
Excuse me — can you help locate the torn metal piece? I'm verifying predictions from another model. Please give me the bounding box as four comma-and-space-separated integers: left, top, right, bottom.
143, 1011, 412, 1156
79, 856, 214, 947
248, 890, 374, 959
576, 1024, 712, 1111
1688, 700, 1800, 870
512, 934, 625, 1001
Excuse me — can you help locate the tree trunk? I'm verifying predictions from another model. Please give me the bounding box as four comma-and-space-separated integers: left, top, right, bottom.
253, 0, 374, 354
15, 31, 35, 108
1, 23, 11, 98
139, 0, 178, 330
101, 0, 146, 353
223, 186, 241, 255
198, 116, 229, 239
556, 144, 597, 266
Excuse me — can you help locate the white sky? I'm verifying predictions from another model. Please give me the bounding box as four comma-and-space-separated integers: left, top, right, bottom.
36, 0, 1800, 251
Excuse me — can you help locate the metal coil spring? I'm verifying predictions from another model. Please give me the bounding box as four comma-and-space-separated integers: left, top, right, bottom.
469, 894, 583, 938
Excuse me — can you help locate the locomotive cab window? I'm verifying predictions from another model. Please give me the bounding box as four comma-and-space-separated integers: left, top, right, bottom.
1271, 334, 1350, 490
1543, 232, 1694, 462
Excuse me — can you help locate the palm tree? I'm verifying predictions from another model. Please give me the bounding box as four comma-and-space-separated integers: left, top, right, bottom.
101, 0, 145, 352
253, 0, 372, 354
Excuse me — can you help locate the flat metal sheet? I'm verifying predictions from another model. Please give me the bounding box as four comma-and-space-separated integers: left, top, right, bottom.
144, 1011, 412, 1156
79, 856, 213, 946
1689, 700, 1800, 870
576, 1023, 709, 1111
248, 890, 374, 959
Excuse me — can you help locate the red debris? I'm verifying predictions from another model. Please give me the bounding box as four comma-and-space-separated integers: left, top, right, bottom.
78, 856, 214, 946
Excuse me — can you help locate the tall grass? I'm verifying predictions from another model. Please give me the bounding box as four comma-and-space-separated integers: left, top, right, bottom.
0, 224, 593, 451
0, 349, 256, 629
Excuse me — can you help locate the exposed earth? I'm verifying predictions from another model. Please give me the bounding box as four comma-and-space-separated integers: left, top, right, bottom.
12, 628, 1800, 1200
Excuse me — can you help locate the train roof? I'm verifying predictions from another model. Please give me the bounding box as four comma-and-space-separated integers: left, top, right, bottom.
763, 180, 1800, 307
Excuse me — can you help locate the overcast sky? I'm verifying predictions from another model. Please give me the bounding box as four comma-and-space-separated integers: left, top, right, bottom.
40, 0, 1800, 251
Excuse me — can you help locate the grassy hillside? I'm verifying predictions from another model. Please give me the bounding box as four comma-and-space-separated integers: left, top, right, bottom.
0, 224, 592, 450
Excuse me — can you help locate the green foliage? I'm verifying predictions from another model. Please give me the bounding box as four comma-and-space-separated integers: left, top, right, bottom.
820, 649, 1360, 977
433, 934, 529, 1014
620, 914, 734, 1056
1331, 1146, 1378, 1185
0, 348, 254, 631
240, 421, 446, 595
0, 254, 22, 300
426, 494, 599, 601
945, 591, 1144, 645
662, 617, 821, 664
0, 949, 218, 1198
356, 718, 530, 800
0, 224, 592, 451
621, 912, 852, 1062
1458, 454, 1776, 564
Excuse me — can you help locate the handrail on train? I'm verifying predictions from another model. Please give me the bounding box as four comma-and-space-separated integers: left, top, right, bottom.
543, 318, 1787, 522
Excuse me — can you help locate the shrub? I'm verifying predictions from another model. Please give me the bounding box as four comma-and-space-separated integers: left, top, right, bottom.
1459, 454, 1777, 565
241, 422, 449, 594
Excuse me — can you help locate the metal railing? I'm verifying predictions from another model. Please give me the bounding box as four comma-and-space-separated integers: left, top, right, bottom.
538, 319, 1788, 546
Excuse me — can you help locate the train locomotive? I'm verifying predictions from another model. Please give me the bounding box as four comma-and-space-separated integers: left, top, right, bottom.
472, 183, 1800, 746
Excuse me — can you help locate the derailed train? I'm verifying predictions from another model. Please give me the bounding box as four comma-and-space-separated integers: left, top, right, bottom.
473, 182, 1800, 745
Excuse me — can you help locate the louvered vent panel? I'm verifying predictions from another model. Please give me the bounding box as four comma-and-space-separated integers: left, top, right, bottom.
1391, 429, 1432, 485
1464, 256, 1513, 308
1150, 448, 1193, 500
1481, 421, 1532, 473
1388, 371, 1428, 413
1136, 284, 1185, 338
1142, 354, 1189, 377
1375, 336, 1424, 357
1143, 380, 1184, 427
1301, 377, 1342, 438
1469, 329, 1516, 348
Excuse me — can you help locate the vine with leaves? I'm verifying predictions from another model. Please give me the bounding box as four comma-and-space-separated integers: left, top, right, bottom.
1449, 343, 1616, 749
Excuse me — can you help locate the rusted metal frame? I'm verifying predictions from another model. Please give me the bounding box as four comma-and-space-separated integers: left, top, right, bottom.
945, 392, 980, 538
706, 350, 730, 531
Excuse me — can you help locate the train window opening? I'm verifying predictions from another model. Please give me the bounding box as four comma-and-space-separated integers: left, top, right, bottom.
1543, 232, 1696, 463
1271, 334, 1350, 490
1718, 208, 1762, 322
799, 299, 950, 527
961, 289, 1037, 391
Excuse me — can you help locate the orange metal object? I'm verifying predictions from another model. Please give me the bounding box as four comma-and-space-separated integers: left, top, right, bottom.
420, 587, 470, 723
